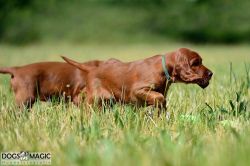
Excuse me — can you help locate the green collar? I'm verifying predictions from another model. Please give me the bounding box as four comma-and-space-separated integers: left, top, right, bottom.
161, 55, 171, 81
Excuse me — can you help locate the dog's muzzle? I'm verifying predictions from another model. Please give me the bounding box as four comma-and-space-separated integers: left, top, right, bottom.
197, 71, 213, 89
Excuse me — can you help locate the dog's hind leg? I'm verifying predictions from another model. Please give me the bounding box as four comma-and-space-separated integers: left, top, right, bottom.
12, 78, 36, 110
15, 90, 35, 109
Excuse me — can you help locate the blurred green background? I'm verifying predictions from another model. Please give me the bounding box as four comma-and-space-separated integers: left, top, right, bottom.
1, 0, 250, 45
1, 2, 250, 166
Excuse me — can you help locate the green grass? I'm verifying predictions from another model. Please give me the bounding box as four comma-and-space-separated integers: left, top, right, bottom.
0, 42, 249, 166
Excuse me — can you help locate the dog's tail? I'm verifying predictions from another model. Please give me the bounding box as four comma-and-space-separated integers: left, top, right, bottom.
0, 67, 15, 76
61, 56, 91, 72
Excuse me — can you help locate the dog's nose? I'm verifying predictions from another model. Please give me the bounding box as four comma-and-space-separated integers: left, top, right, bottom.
207, 71, 213, 77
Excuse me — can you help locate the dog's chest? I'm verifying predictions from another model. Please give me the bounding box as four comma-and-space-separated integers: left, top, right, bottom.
147, 72, 168, 93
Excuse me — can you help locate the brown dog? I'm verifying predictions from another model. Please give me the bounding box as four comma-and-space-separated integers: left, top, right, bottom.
0, 60, 101, 108
62, 48, 213, 109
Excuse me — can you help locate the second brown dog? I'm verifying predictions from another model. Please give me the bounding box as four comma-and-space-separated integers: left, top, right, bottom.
0, 60, 101, 108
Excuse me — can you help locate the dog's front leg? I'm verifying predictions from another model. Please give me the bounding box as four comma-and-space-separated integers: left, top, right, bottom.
134, 88, 166, 110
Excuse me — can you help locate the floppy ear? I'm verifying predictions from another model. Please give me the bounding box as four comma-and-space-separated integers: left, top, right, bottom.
174, 51, 201, 82
61, 56, 91, 72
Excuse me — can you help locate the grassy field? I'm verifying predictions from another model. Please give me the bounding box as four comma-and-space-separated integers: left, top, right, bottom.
0, 42, 249, 166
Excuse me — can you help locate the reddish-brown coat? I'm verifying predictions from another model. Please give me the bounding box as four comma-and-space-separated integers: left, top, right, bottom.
63, 48, 213, 108
0, 60, 101, 108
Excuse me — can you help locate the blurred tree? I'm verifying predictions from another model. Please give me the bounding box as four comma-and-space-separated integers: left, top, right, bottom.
0, 0, 39, 44
0, 0, 250, 44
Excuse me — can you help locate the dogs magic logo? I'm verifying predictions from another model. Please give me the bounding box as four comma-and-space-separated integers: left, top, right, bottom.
1, 151, 51, 165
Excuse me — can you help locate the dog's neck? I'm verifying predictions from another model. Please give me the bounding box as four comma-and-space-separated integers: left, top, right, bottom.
161, 52, 176, 82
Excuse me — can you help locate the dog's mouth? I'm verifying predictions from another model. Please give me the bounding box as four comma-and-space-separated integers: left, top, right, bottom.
197, 78, 210, 89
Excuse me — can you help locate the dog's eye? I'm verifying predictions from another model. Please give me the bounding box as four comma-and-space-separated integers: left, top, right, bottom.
191, 59, 200, 66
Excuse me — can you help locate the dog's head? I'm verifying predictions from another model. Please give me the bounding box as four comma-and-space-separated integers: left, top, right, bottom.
171, 48, 213, 88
